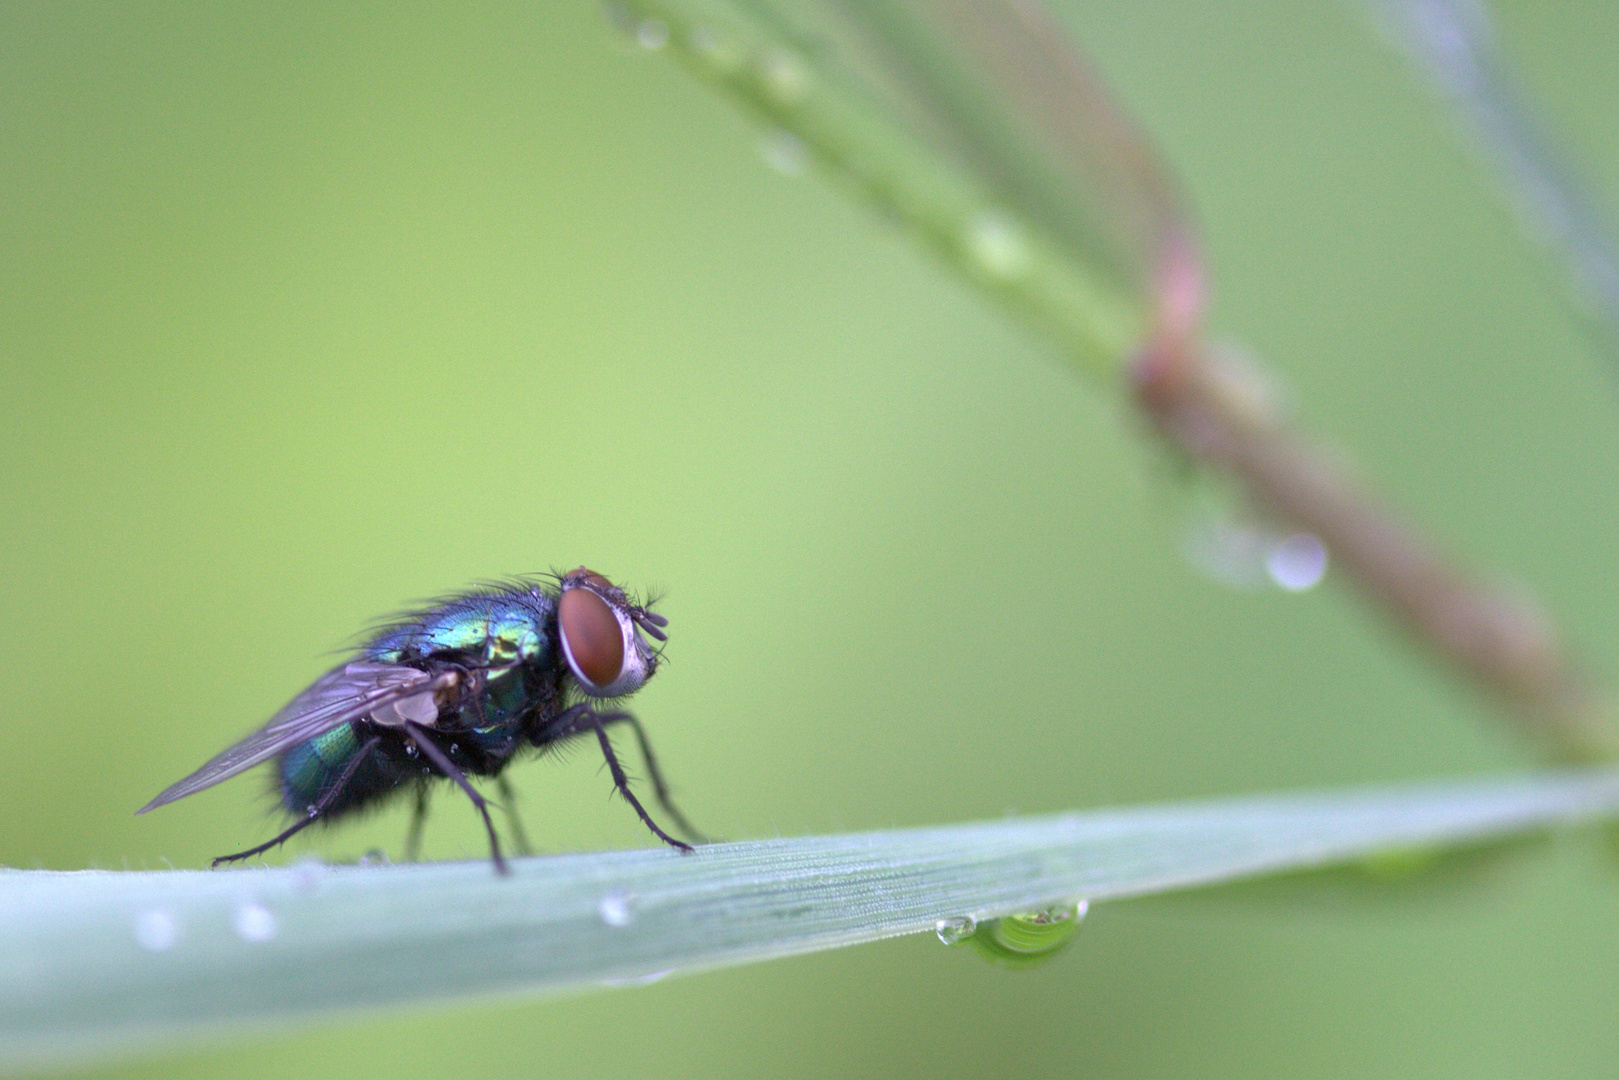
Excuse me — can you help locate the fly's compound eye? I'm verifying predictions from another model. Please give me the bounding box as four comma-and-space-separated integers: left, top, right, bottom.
559, 576, 656, 698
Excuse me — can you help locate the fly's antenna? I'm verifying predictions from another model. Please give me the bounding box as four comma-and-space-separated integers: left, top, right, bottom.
633, 609, 668, 642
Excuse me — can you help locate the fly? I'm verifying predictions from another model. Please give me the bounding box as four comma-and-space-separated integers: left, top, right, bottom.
139, 567, 701, 873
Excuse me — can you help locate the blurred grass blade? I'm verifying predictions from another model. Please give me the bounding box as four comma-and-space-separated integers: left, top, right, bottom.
8, 767, 1619, 1071
1360, 0, 1619, 369
611, 0, 1196, 374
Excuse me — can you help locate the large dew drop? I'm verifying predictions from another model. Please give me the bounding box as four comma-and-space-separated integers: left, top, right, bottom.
955, 901, 1088, 968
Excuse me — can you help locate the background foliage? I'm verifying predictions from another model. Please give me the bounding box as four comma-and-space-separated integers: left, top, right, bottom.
1, 2, 1617, 1077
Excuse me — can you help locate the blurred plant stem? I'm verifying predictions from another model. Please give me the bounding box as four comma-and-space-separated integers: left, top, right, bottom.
610, 0, 1618, 761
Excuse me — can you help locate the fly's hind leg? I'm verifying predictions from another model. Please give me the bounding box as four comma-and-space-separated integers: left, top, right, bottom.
214, 735, 384, 868
494, 774, 534, 857
402, 783, 430, 862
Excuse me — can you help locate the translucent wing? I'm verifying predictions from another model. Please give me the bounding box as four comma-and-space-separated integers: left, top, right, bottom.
138, 662, 449, 813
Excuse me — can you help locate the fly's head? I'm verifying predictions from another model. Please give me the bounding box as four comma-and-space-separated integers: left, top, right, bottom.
556, 566, 668, 699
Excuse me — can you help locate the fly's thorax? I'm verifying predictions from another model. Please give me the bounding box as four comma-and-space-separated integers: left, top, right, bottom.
557, 567, 666, 699
367, 594, 553, 669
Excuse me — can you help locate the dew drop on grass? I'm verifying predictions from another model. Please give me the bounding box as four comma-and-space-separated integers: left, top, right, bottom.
598, 891, 635, 928
133, 909, 180, 953
934, 915, 977, 945
760, 129, 808, 176
233, 902, 278, 943
965, 211, 1031, 281
958, 901, 1088, 968
1266, 533, 1328, 591
600, 969, 672, 988
635, 18, 669, 50
760, 48, 812, 104
601, 3, 667, 51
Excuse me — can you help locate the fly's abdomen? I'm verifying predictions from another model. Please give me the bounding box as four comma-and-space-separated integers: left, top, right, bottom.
279, 723, 409, 818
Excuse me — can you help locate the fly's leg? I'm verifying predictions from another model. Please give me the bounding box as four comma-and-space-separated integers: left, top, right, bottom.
213, 735, 384, 868
494, 774, 534, 857
574, 710, 695, 852
587, 717, 693, 852
402, 783, 430, 862
538, 705, 704, 849
402, 722, 508, 875
598, 712, 707, 844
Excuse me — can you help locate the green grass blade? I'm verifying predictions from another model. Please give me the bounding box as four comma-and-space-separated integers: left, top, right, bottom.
609, 0, 1160, 376
6, 768, 1619, 1071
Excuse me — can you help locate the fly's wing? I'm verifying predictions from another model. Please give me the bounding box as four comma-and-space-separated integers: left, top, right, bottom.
137, 662, 448, 813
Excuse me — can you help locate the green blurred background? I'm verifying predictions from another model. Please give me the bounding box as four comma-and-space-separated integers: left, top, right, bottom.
3, 1, 1618, 1076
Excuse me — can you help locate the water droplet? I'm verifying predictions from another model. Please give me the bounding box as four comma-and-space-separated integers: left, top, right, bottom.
965, 210, 1031, 281
603, 4, 669, 51
934, 915, 977, 945
688, 25, 743, 71
635, 18, 669, 50
960, 901, 1088, 968
600, 969, 671, 987
291, 856, 326, 894
760, 129, 807, 176
358, 849, 390, 867
233, 902, 278, 943
449, 743, 460, 755
405, 743, 419, 758
1183, 509, 1270, 590
598, 890, 635, 928
760, 48, 812, 104
1266, 533, 1328, 591
133, 908, 180, 953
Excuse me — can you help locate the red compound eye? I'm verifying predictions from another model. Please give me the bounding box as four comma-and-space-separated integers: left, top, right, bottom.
559, 585, 624, 688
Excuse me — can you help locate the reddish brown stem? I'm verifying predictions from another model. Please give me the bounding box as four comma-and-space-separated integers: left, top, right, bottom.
1134, 334, 1616, 763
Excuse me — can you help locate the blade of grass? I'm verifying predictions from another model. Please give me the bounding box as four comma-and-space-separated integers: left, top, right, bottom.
7, 767, 1619, 1071
1358, 0, 1619, 373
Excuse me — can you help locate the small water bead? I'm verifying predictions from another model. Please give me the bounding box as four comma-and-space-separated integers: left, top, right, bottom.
759, 48, 812, 104
133, 908, 180, 953
601, 3, 668, 51
358, 849, 390, 867
965, 210, 1032, 281
760, 129, 808, 176
291, 856, 327, 894
1183, 511, 1272, 591
1265, 533, 1328, 592
600, 969, 671, 988
688, 25, 743, 72
635, 18, 669, 50
598, 891, 635, 928
233, 902, 278, 943
934, 915, 977, 945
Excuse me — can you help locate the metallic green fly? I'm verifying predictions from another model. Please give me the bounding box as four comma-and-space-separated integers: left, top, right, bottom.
140, 568, 701, 873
